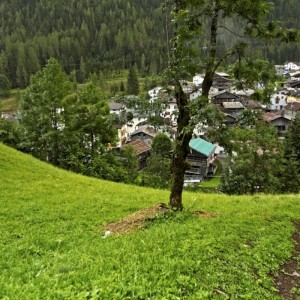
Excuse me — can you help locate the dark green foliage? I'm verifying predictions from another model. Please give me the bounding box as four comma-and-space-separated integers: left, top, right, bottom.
126, 66, 139, 95
20, 58, 72, 164
0, 0, 298, 89
142, 154, 172, 189
88, 148, 138, 184
285, 116, 300, 162
220, 122, 283, 194
0, 119, 22, 148
0, 0, 167, 88
280, 116, 300, 193
0, 74, 11, 97
142, 133, 173, 189
19, 59, 118, 180
151, 133, 173, 158
119, 146, 139, 183
220, 120, 300, 195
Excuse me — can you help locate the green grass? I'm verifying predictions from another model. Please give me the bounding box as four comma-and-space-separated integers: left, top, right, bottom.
1, 143, 300, 299
1, 74, 147, 114
0, 90, 21, 112
200, 160, 223, 189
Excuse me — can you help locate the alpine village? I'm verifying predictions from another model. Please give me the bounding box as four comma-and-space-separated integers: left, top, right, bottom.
1, 1, 300, 299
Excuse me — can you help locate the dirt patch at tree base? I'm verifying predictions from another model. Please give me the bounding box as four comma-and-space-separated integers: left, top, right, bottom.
274, 222, 300, 299
102, 203, 169, 235
102, 203, 215, 235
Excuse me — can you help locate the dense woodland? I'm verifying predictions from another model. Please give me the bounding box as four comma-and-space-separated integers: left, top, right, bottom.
0, 0, 299, 88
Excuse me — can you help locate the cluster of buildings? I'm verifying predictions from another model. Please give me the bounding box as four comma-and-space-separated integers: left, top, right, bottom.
109, 61, 300, 184
1, 61, 299, 185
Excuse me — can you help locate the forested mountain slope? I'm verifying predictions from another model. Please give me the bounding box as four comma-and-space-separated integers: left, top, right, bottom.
0, 0, 299, 88
0, 0, 168, 88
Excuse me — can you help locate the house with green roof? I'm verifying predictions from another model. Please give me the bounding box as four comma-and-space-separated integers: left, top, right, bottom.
184, 138, 217, 183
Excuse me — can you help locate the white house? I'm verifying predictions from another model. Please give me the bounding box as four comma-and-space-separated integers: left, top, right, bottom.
109, 102, 126, 115
269, 90, 289, 111
189, 88, 202, 100
180, 80, 196, 94
284, 62, 300, 71
193, 74, 204, 86
148, 86, 163, 101
160, 96, 178, 123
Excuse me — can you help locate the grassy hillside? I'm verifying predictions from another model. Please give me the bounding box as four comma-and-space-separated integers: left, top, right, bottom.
1, 143, 300, 299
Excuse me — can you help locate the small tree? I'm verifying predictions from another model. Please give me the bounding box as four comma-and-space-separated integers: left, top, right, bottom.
0, 118, 23, 148
280, 116, 300, 193
126, 66, 139, 95
65, 83, 117, 167
220, 122, 283, 194
151, 133, 173, 158
119, 145, 139, 184
20, 58, 72, 164
142, 133, 173, 189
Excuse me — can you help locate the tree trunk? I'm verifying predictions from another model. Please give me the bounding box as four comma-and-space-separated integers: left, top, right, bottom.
169, 0, 219, 210
169, 81, 193, 210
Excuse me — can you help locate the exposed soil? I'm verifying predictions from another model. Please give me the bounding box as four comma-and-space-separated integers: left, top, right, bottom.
102, 203, 170, 235
102, 204, 216, 235
274, 222, 300, 299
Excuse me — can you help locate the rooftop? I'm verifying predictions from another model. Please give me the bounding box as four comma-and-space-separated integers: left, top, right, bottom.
284, 102, 300, 111
125, 139, 151, 155
189, 138, 216, 157
109, 102, 125, 110
131, 125, 157, 138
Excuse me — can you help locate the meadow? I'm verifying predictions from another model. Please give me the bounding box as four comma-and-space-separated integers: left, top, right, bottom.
1, 143, 300, 299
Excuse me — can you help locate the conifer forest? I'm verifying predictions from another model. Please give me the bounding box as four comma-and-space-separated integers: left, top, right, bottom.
0, 0, 299, 88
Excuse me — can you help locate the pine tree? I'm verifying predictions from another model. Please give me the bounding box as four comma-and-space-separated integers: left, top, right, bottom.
126, 66, 139, 95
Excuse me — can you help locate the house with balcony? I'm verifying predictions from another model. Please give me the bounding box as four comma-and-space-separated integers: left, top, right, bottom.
184, 138, 217, 184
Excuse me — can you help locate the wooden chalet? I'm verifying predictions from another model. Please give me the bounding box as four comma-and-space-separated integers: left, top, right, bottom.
211, 91, 240, 107
130, 125, 157, 145
284, 102, 300, 119
221, 101, 244, 117
124, 139, 151, 170
212, 73, 232, 92
262, 112, 292, 136
185, 138, 216, 183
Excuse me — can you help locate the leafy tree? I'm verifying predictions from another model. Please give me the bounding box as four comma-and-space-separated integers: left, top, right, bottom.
126, 66, 139, 95
20, 58, 72, 164
167, 0, 298, 210
285, 116, 300, 161
280, 116, 300, 193
142, 154, 172, 189
82, 147, 138, 184
151, 133, 173, 158
66, 83, 117, 162
142, 133, 173, 189
0, 119, 23, 148
119, 146, 139, 183
220, 121, 283, 194
279, 152, 300, 193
